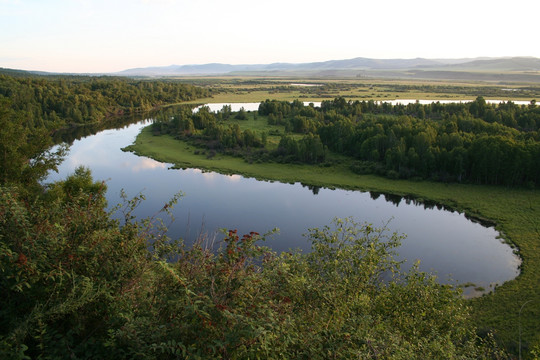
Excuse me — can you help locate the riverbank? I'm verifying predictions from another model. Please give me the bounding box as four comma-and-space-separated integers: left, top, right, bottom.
125, 125, 540, 353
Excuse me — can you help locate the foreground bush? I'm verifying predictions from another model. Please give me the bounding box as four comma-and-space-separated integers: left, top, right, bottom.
1, 171, 505, 359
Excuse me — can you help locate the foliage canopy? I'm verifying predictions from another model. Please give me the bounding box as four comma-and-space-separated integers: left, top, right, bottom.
0, 179, 506, 358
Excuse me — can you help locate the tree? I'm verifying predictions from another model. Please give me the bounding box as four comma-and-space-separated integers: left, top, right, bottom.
0, 175, 158, 358
219, 104, 232, 119
234, 107, 248, 120
298, 134, 326, 163
0, 98, 65, 192
469, 96, 487, 118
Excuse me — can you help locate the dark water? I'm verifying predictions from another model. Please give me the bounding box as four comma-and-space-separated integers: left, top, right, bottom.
46, 115, 520, 297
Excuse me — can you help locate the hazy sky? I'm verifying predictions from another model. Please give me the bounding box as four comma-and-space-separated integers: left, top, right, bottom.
1, 0, 539, 73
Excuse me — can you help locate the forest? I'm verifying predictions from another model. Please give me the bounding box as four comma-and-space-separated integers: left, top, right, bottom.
152, 97, 540, 187
0, 71, 209, 131
0, 73, 517, 358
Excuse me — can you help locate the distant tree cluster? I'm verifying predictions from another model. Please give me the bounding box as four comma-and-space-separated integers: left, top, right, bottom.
0, 72, 209, 130
155, 97, 540, 186
260, 97, 540, 186
0, 98, 65, 193
154, 103, 331, 164
153, 106, 265, 151
276, 134, 326, 163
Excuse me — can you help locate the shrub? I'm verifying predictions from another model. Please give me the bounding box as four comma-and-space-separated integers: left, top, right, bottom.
1, 172, 505, 358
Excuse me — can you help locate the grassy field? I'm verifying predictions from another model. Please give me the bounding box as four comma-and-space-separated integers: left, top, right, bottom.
176, 77, 540, 105
125, 120, 540, 354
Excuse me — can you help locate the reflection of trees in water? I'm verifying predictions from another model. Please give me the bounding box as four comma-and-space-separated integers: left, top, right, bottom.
301, 183, 321, 195
52, 105, 195, 145
384, 193, 403, 206
370, 190, 444, 210
52, 115, 141, 144
54, 106, 498, 230
368, 191, 495, 228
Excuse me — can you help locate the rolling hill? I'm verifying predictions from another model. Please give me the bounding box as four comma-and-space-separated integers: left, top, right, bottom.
113, 56, 540, 82
3, 56, 540, 82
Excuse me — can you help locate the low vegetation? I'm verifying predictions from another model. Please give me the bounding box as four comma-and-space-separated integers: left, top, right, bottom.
0, 169, 506, 358
127, 98, 540, 357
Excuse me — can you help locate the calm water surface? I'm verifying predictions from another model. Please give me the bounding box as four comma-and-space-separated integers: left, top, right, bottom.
47, 105, 521, 296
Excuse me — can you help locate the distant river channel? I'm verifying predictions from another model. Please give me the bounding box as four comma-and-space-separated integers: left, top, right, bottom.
47, 102, 521, 297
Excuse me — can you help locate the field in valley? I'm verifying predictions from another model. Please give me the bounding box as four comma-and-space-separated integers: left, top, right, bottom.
175, 76, 540, 105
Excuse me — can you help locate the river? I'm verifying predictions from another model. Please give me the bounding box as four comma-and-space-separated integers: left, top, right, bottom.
46, 103, 521, 297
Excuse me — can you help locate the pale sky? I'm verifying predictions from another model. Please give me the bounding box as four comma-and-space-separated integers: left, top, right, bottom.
1, 0, 539, 73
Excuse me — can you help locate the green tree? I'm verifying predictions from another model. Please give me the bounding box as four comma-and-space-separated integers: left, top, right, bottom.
0, 98, 65, 192
234, 106, 248, 120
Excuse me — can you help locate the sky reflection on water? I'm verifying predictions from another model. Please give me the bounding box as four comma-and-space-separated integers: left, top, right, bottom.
47, 117, 520, 297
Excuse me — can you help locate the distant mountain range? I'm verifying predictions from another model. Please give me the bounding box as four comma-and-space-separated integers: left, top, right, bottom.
3, 56, 540, 82
114, 57, 540, 79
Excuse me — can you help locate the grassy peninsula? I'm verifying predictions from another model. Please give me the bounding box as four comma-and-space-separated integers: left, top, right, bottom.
125, 100, 540, 354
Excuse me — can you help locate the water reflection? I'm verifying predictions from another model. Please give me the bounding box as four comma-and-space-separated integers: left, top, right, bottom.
52, 105, 194, 145
130, 158, 167, 172
301, 183, 321, 195
52, 114, 143, 144
46, 114, 520, 298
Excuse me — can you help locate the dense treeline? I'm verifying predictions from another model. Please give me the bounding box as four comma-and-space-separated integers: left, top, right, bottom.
153, 97, 540, 186
0, 72, 209, 131
315, 97, 540, 186
152, 104, 328, 164
0, 98, 65, 193
152, 106, 264, 148
258, 97, 540, 186
0, 98, 507, 358
259, 96, 540, 133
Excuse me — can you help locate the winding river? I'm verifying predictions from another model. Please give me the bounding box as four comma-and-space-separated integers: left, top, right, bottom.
47, 103, 521, 297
